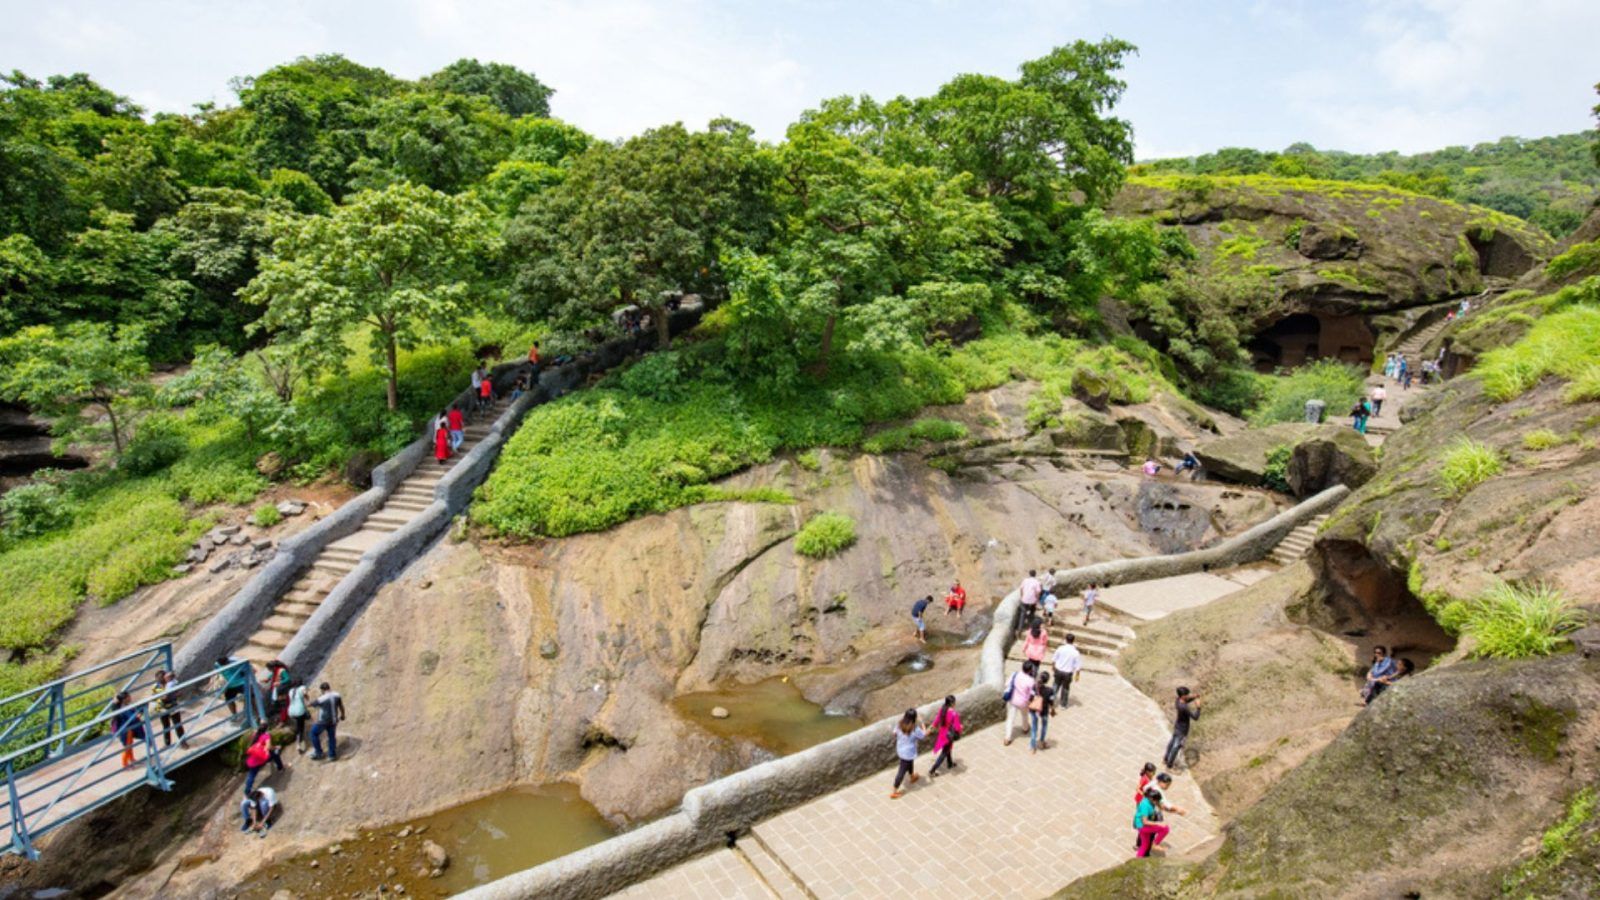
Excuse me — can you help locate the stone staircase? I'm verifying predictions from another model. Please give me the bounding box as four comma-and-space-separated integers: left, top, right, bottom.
1004, 606, 1135, 677
235, 400, 506, 663
1267, 514, 1328, 567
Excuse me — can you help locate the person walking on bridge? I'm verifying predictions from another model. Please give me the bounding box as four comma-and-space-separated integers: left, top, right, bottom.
309, 682, 346, 761
110, 692, 147, 769
151, 670, 189, 751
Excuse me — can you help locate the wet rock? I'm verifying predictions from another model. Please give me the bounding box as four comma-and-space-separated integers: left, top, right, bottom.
710, 706, 730, 719
422, 840, 448, 870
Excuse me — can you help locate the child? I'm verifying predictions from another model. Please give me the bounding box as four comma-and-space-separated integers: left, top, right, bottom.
1135, 787, 1170, 857
928, 695, 962, 777
889, 708, 925, 799
943, 581, 967, 618
1030, 670, 1054, 753
1041, 589, 1058, 623
1082, 582, 1099, 626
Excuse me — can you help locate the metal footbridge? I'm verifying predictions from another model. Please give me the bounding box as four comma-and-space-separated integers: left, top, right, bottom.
2, 643, 261, 858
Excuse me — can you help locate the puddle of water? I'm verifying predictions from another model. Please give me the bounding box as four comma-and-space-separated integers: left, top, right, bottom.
893, 653, 934, 676
673, 676, 865, 756
237, 784, 614, 899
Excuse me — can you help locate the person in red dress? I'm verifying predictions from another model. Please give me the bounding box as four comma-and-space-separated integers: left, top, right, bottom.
943, 580, 967, 618
434, 422, 450, 465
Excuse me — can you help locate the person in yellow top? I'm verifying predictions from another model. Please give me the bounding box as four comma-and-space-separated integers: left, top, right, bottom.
150, 670, 190, 751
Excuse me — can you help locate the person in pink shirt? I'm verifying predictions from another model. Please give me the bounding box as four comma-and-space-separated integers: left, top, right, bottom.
928, 695, 963, 776
1002, 661, 1037, 746
1022, 620, 1049, 664
1014, 570, 1042, 633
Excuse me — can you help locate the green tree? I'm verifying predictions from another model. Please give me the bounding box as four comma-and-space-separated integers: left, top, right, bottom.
156, 188, 286, 349
351, 92, 511, 193
244, 182, 499, 410
423, 59, 553, 118
0, 322, 150, 454
507, 122, 770, 349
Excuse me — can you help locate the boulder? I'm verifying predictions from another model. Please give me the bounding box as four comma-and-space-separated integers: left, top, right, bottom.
710, 706, 730, 719
1070, 368, 1112, 411
1296, 222, 1363, 260
422, 840, 449, 870
255, 451, 285, 478
276, 499, 306, 517
343, 450, 387, 489
1194, 422, 1323, 486
1286, 428, 1377, 497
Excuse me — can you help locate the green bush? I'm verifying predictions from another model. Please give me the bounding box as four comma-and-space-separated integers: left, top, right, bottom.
795, 511, 857, 559
120, 419, 187, 476
796, 450, 821, 471
1250, 360, 1365, 425
1463, 581, 1583, 659
252, 504, 283, 527
1521, 429, 1567, 451
861, 418, 968, 453
1438, 438, 1503, 496
0, 482, 72, 544
1262, 444, 1292, 492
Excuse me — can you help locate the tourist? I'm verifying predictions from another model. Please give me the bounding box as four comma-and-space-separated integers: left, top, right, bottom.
1362, 645, 1398, 705
1142, 458, 1161, 477
470, 363, 486, 394
434, 418, 450, 466
262, 659, 291, 720
477, 370, 495, 413
1376, 657, 1416, 696
240, 787, 277, 837
928, 695, 962, 777
889, 708, 926, 799
309, 682, 346, 761
527, 341, 540, 367
1349, 400, 1369, 434
1041, 587, 1057, 623
243, 725, 285, 795
110, 691, 146, 769
1002, 661, 1037, 747
1383, 353, 1397, 379
1134, 762, 1157, 804
287, 679, 311, 754
1370, 384, 1387, 417
1015, 569, 1042, 634
1041, 567, 1057, 596
943, 581, 967, 618
1460, 298, 1471, 317
911, 595, 932, 644
1030, 670, 1054, 753
1082, 582, 1099, 626
1401, 359, 1413, 390
1147, 772, 1189, 817
1396, 355, 1409, 386
1134, 787, 1169, 857
150, 670, 189, 751
1164, 687, 1201, 769
1051, 634, 1082, 711
1022, 620, 1049, 665
216, 655, 248, 718
448, 404, 465, 452
510, 375, 528, 401
1177, 451, 1200, 480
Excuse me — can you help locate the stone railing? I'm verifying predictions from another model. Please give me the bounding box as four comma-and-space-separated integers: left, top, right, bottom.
174, 304, 704, 680
457, 484, 1350, 900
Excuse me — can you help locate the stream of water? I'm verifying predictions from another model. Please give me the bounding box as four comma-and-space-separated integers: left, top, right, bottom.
672, 675, 866, 755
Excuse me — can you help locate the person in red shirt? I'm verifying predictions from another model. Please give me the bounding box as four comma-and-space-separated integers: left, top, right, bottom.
943, 581, 967, 618
447, 405, 464, 452
434, 422, 450, 465
528, 342, 540, 365
477, 374, 494, 413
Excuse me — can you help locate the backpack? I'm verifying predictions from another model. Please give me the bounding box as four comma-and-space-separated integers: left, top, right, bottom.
1002, 672, 1017, 703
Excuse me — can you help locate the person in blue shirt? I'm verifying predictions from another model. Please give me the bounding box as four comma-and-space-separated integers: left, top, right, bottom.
1363, 645, 1399, 705
217, 656, 250, 718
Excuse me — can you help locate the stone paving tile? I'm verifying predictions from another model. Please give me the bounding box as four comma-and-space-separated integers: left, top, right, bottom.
610, 845, 772, 899
1097, 571, 1241, 621
622, 671, 1217, 898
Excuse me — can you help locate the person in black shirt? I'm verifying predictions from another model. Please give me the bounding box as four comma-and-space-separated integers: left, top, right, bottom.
1163, 686, 1201, 770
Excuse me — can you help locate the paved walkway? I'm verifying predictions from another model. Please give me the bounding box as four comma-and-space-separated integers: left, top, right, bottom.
616, 672, 1218, 899
1096, 571, 1244, 622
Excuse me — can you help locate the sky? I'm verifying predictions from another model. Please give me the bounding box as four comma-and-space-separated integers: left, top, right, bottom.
3, 0, 1596, 159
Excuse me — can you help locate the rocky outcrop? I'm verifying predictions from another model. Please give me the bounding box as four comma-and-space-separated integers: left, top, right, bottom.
1285, 427, 1376, 496
1193, 422, 1312, 485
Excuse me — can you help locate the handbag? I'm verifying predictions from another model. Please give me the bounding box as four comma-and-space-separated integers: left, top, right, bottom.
1027, 693, 1044, 713
1001, 673, 1016, 704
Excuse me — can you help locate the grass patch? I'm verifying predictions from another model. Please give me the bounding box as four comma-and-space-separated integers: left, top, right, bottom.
474, 332, 1170, 538
1503, 787, 1599, 895
1262, 444, 1292, 492
795, 450, 821, 471
1438, 438, 1502, 496
861, 418, 969, 454
1475, 285, 1600, 402
1521, 429, 1568, 451
252, 504, 283, 527
1250, 359, 1366, 425
794, 511, 857, 559
1463, 581, 1582, 660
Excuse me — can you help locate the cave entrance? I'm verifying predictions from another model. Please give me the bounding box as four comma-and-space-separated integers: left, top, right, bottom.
1466, 228, 1535, 279
1307, 540, 1456, 671
1248, 313, 1376, 372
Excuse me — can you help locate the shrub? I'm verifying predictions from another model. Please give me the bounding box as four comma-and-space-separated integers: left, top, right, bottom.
794, 511, 857, 559
1262, 445, 1292, 492
1521, 429, 1566, 451
0, 482, 72, 544
1463, 581, 1583, 659
1438, 438, 1503, 496
1250, 360, 1365, 425
252, 504, 283, 527
1476, 299, 1600, 403
861, 418, 968, 453
795, 450, 821, 471
119, 420, 187, 476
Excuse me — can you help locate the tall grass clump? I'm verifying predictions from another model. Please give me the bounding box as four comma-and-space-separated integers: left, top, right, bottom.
1476, 301, 1600, 402
1250, 359, 1365, 425
1463, 581, 1583, 659
1438, 438, 1502, 496
1521, 429, 1567, 451
794, 511, 857, 559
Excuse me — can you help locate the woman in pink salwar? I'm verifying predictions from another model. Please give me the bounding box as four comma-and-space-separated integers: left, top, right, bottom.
928, 695, 962, 776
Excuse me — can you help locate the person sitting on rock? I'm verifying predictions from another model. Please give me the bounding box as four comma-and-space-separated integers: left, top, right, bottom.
1362, 645, 1397, 705
1177, 451, 1200, 479
943, 581, 967, 618
1142, 458, 1161, 477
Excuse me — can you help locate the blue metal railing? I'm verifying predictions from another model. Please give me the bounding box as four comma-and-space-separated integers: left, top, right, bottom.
1, 646, 260, 859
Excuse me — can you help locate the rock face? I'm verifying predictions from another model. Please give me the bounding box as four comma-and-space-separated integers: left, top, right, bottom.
1285, 427, 1376, 496
1296, 221, 1363, 260
1194, 422, 1321, 485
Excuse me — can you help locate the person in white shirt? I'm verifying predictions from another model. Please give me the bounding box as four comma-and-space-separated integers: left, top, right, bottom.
1040, 568, 1057, 594
1369, 384, 1388, 417
240, 787, 277, 836
1082, 583, 1100, 626
1051, 635, 1082, 711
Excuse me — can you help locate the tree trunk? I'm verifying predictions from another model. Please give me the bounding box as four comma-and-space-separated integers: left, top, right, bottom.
103, 401, 124, 455
653, 302, 672, 349
384, 332, 399, 411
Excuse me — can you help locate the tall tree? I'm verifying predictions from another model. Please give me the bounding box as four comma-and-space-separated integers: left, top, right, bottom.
0, 322, 150, 454
423, 59, 553, 119
507, 122, 769, 349
243, 182, 499, 410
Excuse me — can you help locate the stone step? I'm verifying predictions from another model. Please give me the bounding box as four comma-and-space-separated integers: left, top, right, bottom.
262, 612, 311, 634
277, 598, 322, 618
240, 634, 287, 658
311, 558, 356, 576
365, 520, 403, 533
283, 587, 327, 605
1043, 629, 1127, 653
384, 498, 431, 513
322, 545, 364, 561
368, 511, 416, 526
